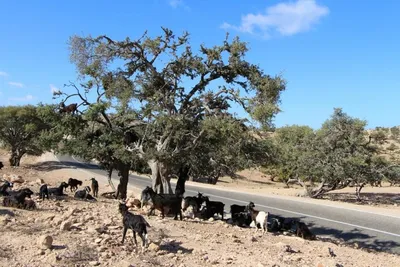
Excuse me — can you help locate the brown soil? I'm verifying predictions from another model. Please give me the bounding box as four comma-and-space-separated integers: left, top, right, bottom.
1, 151, 400, 266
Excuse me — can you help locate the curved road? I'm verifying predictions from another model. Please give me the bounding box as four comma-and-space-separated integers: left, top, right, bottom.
55, 154, 400, 254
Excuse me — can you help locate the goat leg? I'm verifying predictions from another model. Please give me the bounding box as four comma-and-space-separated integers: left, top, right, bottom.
132, 231, 138, 247
121, 227, 128, 244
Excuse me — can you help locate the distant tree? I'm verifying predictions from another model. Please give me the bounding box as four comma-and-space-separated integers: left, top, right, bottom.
370, 129, 388, 145
390, 126, 400, 139
0, 105, 50, 166
263, 125, 314, 186
267, 108, 395, 200
58, 28, 285, 197
387, 143, 398, 152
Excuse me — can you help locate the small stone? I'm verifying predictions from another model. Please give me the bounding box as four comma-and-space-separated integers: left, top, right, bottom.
148, 243, 160, 252
36, 178, 45, 184
60, 221, 72, 231
208, 217, 214, 222
95, 238, 102, 244
251, 236, 257, 242
38, 235, 53, 249
89, 261, 100, 266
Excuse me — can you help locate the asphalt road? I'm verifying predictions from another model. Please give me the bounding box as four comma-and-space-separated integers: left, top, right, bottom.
55, 154, 400, 254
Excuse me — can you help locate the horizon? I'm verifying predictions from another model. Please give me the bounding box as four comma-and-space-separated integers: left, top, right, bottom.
1, 0, 399, 130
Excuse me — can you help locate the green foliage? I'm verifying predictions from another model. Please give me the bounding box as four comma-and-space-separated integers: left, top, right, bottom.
265, 108, 393, 198
0, 105, 50, 166
390, 126, 400, 139
51, 28, 285, 193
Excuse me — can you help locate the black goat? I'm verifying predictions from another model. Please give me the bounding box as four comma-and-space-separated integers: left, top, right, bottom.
90, 178, 99, 197
141, 186, 182, 220
0, 161, 4, 169
74, 186, 96, 201
295, 221, 316, 240
67, 178, 82, 192
39, 184, 49, 200
119, 202, 150, 249
3, 189, 34, 209
200, 196, 225, 220
0, 181, 13, 196
48, 182, 69, 196
181, 192, 204, 212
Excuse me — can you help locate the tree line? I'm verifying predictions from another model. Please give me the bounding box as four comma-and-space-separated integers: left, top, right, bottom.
0, 28, 399, 200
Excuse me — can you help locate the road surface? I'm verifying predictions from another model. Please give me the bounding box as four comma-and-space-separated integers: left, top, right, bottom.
55, 154, 400, 254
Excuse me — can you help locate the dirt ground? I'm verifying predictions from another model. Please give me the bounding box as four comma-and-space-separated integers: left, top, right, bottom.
1, 151, 400, 267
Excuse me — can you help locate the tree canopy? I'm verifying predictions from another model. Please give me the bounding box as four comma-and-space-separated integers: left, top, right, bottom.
0, 105, 50, 166
44, 28, 285, 198
265, 108, 399, 199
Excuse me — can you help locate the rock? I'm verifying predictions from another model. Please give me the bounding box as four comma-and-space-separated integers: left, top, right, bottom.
60, 221, 72, 231
208, 217, 214, 222
257, 263, 265, 267
38, 235, 53, 249
251, 236, 257, 242
148, 243, 160, 252
36, 178, 45, 184
126, 198, 141, 208
89, 261, 100, 266
10, 175, 24, 183
95, 238, 102, 244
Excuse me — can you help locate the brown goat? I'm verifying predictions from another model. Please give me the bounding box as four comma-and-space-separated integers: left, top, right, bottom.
59, 103, 78, 114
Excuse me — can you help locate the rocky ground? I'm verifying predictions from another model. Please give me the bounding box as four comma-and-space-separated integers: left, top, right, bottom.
1, 152, 400, 266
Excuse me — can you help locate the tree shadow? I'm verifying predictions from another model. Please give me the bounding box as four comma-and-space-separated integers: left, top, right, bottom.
322, 192, 400, 206
0, 209, 15, 216
159, 240, 193, 254
306, 221, 400, 254
28, 160, 100, 172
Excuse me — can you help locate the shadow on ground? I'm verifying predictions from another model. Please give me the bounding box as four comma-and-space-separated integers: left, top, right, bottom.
29, 160, 100, 172
307, 221, 400, 254
322, 192, 400, 206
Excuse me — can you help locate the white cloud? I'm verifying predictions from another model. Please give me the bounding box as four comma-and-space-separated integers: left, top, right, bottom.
8, 81, 24, 88
8, 94, 35, 102
221, 0, 329, 38
168, 0, 190, 10
50, 84, 61, 94
0, 71, 8, 77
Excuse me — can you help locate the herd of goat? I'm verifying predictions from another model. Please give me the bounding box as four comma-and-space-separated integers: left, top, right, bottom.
0, 177, 99, 210
0, 174, 315, 250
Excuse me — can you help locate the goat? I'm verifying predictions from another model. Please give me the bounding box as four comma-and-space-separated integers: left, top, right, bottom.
295, 221, 316, 240
199, 196, 225, 220
3, 189, 34, 209
0, 181, 13, 196
141, 186, 182, 220
48, 182, 69, 196
8, 188, 34, 198
89, 178, 99, 197
59, 103, 78, 114
39, 184, 49, 200
181, 192, 204, 212
247, 202, 268, 233
0, 161, 4, 170
67, 178, 82, 192
24, 199, 36, 210
74, 186, 96, 201
119, 202, 150, 249
233, 211, 253, 227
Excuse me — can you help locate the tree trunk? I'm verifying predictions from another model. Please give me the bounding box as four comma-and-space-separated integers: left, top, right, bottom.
355, 183, 365, 201
116, 163, 130, 200
175, 165, 190, 197
107, 167, 116, 192
9, 150, 23, 167
148, 159, 173, 194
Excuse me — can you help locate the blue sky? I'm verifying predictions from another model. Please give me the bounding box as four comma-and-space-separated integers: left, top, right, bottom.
0, 0, 399, 129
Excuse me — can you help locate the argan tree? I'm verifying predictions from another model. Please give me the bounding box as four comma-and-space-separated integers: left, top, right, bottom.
56, 28, 285, 196
0, 105, 50, 166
